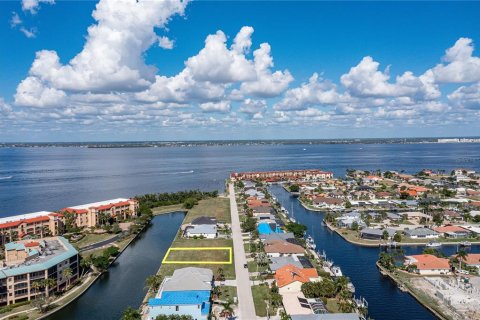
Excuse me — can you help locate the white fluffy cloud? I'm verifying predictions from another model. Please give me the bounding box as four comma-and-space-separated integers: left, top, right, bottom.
199, 101, 231, 113
340, 56, 439, 100
239, 99, 267, 119
158, 36, 174, 49
274, 73, 341, 110
237, 43, 293, 98
430, 38, 480, 83
22, 0, 55, 14
448, 82, 480, 109
16, 0, 188, 100
0, 98, 12, 114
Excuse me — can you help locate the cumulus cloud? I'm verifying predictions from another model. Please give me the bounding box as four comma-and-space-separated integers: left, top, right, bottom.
22, 0, 55, 14
430, 38, 480, 83
185, 28, 256, 83
0, 98, 12, 114
237, 43, 293, 98
274, 73, 341, 111
158, 36, 174, 49
199, 101, 231, 113
239, 99, 267, 119
448, 82, 480, 109
137, 26, 291, 104
16, 0, 188, 100
340, 56, 439, 100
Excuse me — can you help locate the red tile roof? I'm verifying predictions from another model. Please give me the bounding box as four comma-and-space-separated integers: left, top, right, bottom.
406, 254, 450, 270
434, 225, 469, 233
264, 240, 305, 254
0, 221, 22, 229
25, 241, 40, 247
61, 208, 88, 214
275, 264, 319, 287
24, 216, 50, 224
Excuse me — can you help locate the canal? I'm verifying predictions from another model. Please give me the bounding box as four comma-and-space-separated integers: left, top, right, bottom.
269, 184, 480, 320
47, 212, 185, 320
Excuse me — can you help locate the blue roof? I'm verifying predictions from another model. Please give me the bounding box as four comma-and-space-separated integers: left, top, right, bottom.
148, 290, 211, 306
5, 243, 25, 251
201, 302, 211, 315
257, 222, 283, 235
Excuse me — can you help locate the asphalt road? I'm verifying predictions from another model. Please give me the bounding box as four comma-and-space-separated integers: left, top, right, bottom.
229, 183, 256, 319
79, 234, 121, 252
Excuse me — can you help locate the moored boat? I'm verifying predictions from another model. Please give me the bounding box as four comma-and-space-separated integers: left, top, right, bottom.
426, 241, 442, 248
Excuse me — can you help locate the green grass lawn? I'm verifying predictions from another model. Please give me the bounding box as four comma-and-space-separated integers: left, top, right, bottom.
247, 261, 269, 273
217, 286, 237, 301
152, 204, 187, 215
74, 233, 115, 249
165, 248, 231, 263
251, 285, 271, 317
158, 238, 235, 280
183, 197, 231, 224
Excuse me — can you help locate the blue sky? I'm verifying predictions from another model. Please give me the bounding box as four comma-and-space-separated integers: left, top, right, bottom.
1, 1, 479, 141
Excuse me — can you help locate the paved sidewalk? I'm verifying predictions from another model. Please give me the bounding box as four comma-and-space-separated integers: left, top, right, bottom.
229, 183, 256, 319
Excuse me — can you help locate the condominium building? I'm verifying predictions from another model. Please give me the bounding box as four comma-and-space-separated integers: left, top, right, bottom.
0, 212, 65, 245
0, 236, 79, 306
61, 198, 139, 228
231, 169, 333, 182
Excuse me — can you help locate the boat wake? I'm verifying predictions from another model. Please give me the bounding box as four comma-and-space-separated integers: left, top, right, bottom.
158, 170, 194, 175
0, 176, 12, 180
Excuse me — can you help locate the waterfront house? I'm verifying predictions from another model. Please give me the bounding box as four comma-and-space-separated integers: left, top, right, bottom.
185, 224, 217, 239
359, 228, 396, 240
260, 232, 295, 243
269, 255, 314, 272
404, 228, 439, 239
402, 211, 431, 222
459, 254, 480, 269
0, 236, 79, 306
251, 206, 275, 215
404, 254, 451, 275
433, 225, 471, 238
147, 267, 212, 320
275, 264, 320, 294
257, 222, 283, 235
190, 216, 217, 226
264, 240, 305, 258
312, 197, 344, 210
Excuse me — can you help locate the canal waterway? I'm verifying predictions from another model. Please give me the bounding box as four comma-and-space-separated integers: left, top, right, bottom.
46, 212, 185, 320
269, 184, 480, 320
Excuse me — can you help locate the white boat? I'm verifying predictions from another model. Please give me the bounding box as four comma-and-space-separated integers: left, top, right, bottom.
460, 241, 471, 247
290, 203, 296, 223
426, 241, 442, 248
331, 266, 343, 277
347, 282, 355, 293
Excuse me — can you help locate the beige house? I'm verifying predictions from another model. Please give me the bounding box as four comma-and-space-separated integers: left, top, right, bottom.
61, 198, 139, 228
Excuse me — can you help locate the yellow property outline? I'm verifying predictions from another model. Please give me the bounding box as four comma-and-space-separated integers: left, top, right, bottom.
162, 247, 233, 264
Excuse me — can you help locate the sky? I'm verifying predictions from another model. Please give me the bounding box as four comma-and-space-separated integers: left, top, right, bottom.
0, 0, 480, 142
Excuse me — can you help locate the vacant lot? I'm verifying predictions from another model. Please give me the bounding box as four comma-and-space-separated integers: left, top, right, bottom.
183, 197, 231, 224
164, 248, 232, 263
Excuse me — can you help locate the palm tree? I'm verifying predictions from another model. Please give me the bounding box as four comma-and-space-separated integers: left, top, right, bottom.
220, 298, 235, 318
80, 256, 92, 277
62, 267, 73, 289
31, 280, 43, 297
456, 250, 468, 272
144, 274, 163, 291
43, 278, 57, 296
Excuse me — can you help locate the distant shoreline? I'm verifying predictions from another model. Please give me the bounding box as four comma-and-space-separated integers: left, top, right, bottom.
2, 137, 480, 148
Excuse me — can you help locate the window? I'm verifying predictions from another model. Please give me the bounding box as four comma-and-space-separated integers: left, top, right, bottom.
175, 306, 179, 311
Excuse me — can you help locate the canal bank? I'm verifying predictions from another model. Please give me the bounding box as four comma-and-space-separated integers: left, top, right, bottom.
46, 212, 185, 320
268, 184, 480, 320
